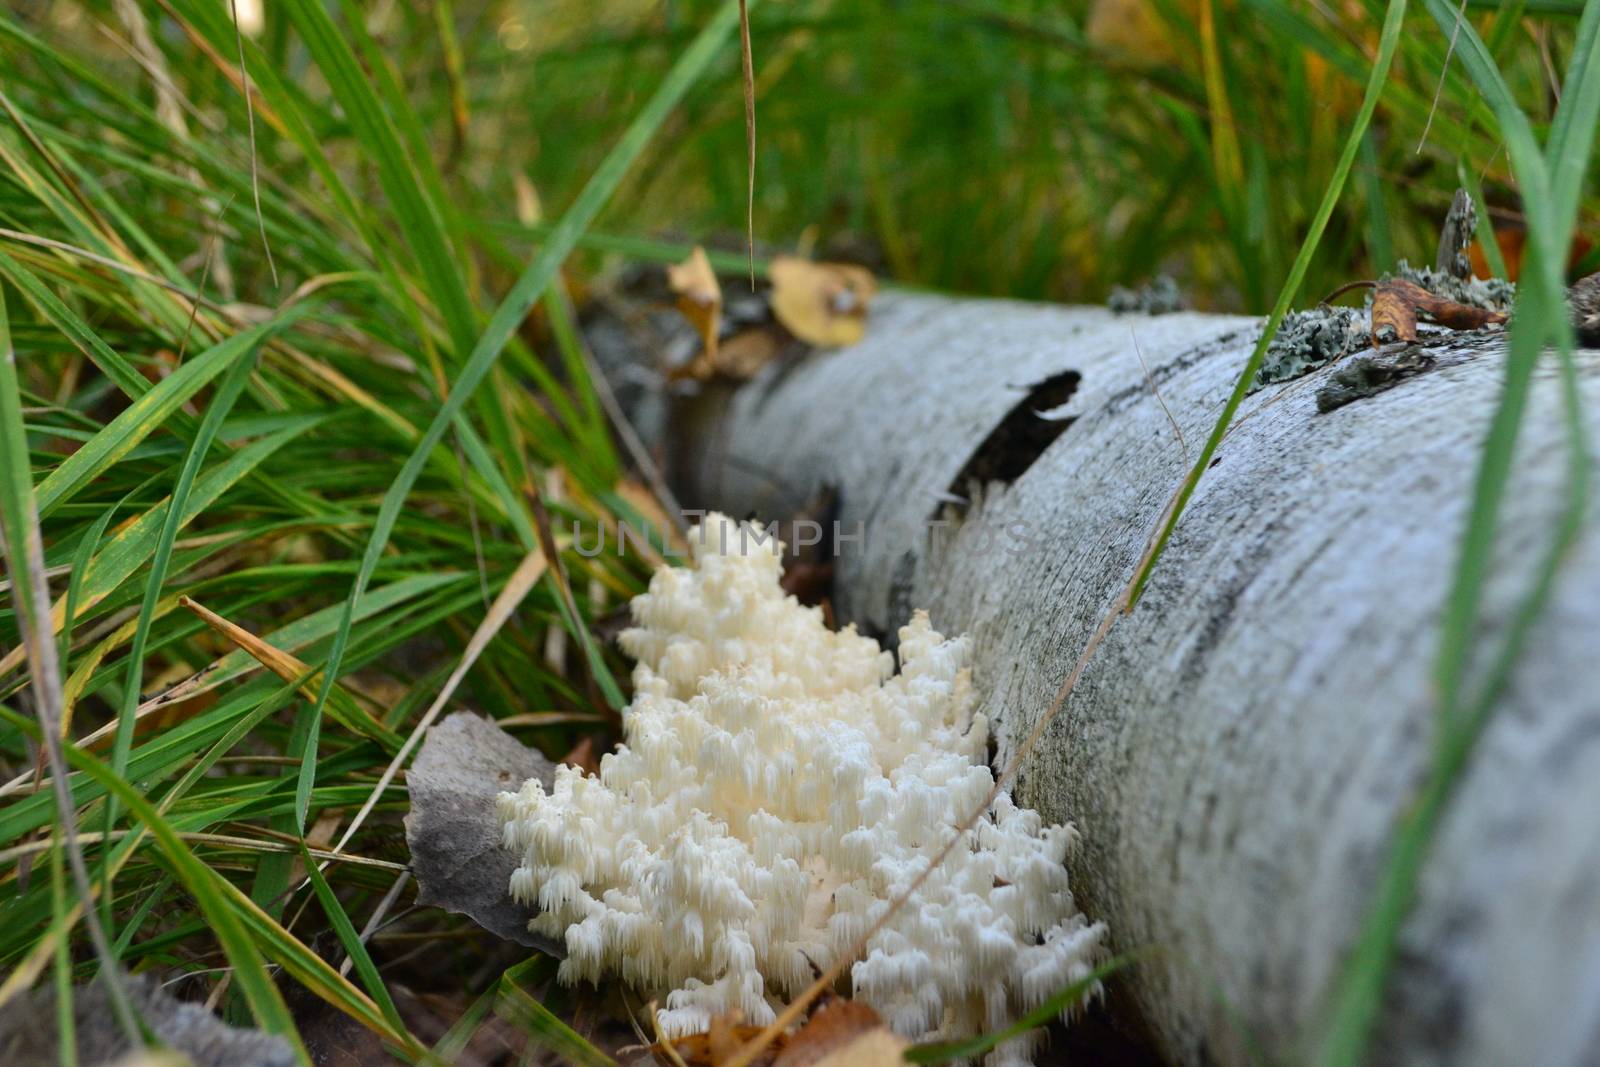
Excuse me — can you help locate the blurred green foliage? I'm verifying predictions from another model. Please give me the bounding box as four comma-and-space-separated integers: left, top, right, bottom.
504, 0, 1590, 306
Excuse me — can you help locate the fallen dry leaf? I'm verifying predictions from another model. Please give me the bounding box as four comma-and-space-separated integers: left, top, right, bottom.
559, 734, 600, 775
1369, 278, 1506, 347
716, 325, 787, 379
653, 1014, 787, 1067
769, 256, 877, 348
1370, 281, 1419, 345
774, 999, 906, 1067
403, 712, 561, 951
651, 998, 906, 1067
1419, 293, 1508, 331
108, 1053, 192, 1067
667, 249, 793, 381
804, 1030, 907, 1067
668, 246, 723, 379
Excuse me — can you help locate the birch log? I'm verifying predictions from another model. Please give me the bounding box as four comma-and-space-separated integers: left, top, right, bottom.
613, 292, 1600, 1066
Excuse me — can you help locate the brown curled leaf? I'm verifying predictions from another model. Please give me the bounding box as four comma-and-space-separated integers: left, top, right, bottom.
1413, 289, 1508, 331
1370, 280, 1419, 346
654, 998, 902, 1067
1369, 278, 1506, 347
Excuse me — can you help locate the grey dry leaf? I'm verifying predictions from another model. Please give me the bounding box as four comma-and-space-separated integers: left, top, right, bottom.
403, 711, 561, 951
0, 973, 293, 1067
769, 256, 877, 347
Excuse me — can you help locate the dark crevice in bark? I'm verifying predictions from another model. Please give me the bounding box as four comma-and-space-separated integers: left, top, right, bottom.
944, 369, 1081, 514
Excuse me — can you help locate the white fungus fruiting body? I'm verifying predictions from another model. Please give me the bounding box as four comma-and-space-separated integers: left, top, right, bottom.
499, 515, 1104, 1065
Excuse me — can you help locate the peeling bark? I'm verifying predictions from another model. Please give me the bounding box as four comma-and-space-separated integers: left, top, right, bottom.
603, 292, 1600, 1066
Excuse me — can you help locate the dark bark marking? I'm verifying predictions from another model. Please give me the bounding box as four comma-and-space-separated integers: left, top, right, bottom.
944, 369, 1082, 514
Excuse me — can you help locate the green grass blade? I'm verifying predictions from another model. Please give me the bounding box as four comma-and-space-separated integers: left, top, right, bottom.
105, 339, 261, 825
1414, 0, 1561, 720
49, 840, 77, 1067
0, 705, 308, 1062
219, 871, 421, 1053
1544, 2, 1600, 232
1312, 309, 1551, 1067
111, 875, 172, 957
0, 246, 152, 401
1455, 159, 1508, 280
1358, 130, 1393, 272
72, 419, 322, 609
298, 844, 406, 1036
59, 492, 123, 670
0, 281, 140, 1041
430, 983, 497, 1061
4, 695, 408, 1057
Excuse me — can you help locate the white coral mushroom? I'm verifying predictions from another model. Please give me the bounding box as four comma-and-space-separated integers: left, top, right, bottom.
499, 514, 1105, 1064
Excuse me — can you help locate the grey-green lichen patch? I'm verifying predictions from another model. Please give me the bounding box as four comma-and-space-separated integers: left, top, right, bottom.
1390, 259, 1516, 312
1253, 306, 1367, 389
1253, 263, 1516, 391
1109, 275, 1186, 315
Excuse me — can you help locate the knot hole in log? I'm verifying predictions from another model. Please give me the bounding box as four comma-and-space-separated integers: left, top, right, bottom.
943, 369, 1081, 519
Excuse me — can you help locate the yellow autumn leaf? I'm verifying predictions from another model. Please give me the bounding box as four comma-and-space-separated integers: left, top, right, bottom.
769, 256, 877, 348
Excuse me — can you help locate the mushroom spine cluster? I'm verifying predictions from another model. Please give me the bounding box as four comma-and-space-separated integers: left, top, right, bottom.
499, 514, 1105, 1064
